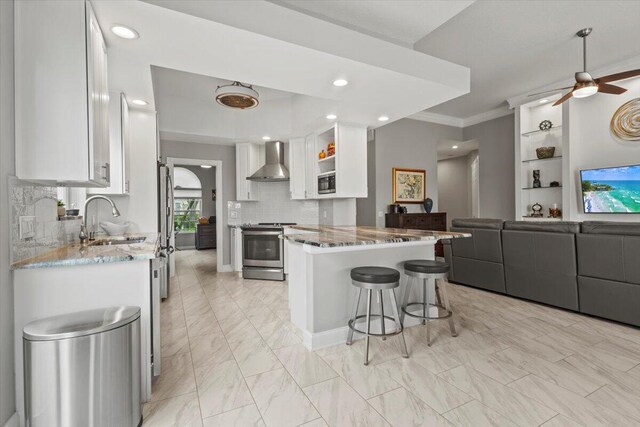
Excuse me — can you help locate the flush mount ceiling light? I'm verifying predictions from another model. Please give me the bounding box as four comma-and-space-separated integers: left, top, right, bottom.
111, 25, 139, 40
262, 136, 271, 140
215, 81, 259, 110
528, 28, 640, 106
131, 99, 148, 106
333, 79, 348, 87
326, 114, 337, 120
378, 116, 389, 122
200, 165, 213, 169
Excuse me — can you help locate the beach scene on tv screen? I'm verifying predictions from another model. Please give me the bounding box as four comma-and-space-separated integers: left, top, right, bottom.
582, 165, 640, 213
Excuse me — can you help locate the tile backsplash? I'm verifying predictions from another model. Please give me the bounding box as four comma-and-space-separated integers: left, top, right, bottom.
9, 178, 81, 264
228, 181, 319, 225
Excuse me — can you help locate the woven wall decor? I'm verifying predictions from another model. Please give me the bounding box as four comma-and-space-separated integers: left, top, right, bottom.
610, 98, 640, 141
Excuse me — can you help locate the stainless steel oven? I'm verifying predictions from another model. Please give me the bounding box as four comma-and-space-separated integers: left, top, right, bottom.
242, 223, 294, 281
318, 172, 336, 194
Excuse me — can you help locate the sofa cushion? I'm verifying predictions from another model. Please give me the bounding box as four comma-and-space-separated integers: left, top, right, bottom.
450, 227, 503, 263
581, 221, 640, 236
578, 276, 640, 327
502, 229, 579, 310
577, 234, 640, 285
451, 256, 506, 293
451, 218, 504, 230
504, 221, 580, 234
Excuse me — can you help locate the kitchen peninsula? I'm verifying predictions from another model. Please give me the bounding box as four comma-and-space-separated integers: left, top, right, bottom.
283, 225, 470, 350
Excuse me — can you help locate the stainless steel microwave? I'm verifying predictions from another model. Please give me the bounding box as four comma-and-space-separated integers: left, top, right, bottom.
318, 172, 336, 194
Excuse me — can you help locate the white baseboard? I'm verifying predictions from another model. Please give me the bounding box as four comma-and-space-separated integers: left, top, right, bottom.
217, 264, 233, 272
302, 308, 434, 351
3, 412, 18, 427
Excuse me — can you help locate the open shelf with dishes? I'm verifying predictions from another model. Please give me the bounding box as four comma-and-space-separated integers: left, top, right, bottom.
515, 95, 568, 221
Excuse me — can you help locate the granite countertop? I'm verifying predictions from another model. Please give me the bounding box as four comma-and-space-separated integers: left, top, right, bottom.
283, 225, 470, 248
11, 233, 160, 270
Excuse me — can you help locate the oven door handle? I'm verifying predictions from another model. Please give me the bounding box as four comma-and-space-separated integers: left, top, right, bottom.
243, 231, 282, 236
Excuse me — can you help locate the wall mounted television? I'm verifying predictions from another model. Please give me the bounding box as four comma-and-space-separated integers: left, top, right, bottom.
581, 164, 640, 213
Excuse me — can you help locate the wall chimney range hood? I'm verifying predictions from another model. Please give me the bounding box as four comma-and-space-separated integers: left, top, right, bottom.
247, 141, 289, 182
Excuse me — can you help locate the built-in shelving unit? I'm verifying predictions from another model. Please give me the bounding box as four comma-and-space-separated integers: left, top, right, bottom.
515, 95, 568, 220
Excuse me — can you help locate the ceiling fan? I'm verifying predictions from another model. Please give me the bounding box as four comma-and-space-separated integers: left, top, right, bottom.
529, 28, 640, 106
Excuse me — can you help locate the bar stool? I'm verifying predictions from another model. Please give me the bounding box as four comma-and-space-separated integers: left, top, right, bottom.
346, 266, 409, 365
400, 260, 457, 346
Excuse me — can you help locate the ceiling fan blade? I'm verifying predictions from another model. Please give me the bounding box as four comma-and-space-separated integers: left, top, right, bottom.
527, 86, 573, 97
598, 83, 627, 95
595, 69, 640, 84
553, 91, 573, 106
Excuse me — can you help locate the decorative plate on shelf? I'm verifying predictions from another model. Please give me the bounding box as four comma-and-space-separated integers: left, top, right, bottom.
610, 98, 640, 141
538, 120, 553, 131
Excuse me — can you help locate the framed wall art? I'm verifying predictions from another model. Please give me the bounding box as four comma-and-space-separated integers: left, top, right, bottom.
392, 167, 425, 204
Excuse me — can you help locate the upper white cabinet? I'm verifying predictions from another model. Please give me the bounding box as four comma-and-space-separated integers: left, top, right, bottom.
288, 138, 307, 199
88, 93, 130, 195
236, 143, 260, 201
15, 0, 110, 186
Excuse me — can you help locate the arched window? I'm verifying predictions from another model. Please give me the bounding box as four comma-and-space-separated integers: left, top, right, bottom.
173, 167, 202, 233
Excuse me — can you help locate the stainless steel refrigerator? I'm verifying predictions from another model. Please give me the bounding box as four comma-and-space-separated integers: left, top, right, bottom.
158, 162, 175, 299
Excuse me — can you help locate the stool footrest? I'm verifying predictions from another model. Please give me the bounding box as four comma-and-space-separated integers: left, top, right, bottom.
348, 314, 403, 338
402, 301, 453, 320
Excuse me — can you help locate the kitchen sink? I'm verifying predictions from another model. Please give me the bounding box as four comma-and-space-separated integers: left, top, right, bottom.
89, 237, 147, 246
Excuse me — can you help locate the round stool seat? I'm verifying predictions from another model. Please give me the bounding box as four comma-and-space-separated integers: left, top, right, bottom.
404, 259, 449, 275
350, 266, 400, 285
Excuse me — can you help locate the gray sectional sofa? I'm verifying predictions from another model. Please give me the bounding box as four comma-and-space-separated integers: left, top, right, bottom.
443, 219, 640, 327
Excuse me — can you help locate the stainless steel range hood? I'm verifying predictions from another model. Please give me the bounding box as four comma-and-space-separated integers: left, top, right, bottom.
247, 140, 290, 182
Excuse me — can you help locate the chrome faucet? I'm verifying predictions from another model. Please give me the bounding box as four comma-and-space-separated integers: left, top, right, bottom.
80, 195, 121, 244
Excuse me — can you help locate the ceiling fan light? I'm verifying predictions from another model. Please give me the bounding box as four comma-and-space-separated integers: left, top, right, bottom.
573, 84, 598, 98
215, 81, 259, 109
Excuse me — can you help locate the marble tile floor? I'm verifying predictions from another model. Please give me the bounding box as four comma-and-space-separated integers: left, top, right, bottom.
144, 250, 640, 427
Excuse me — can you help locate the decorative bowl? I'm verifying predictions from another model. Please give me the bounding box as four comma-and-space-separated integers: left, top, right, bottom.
535, 146, 555, 159
198, 217, 209, 225
65, 209, 79, 216
100, 221, 131, 236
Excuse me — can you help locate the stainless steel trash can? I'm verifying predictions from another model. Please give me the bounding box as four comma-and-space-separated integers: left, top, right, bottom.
23, 306, 142, 427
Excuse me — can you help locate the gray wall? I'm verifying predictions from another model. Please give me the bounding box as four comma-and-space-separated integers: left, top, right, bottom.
174, 165, 216, 250
355, 140, 377, 226
161, 140, 235, 265
437, 154, 471, 229
0, 0, 16, 423
370, 119, 463, 226
463, 114, 515, 220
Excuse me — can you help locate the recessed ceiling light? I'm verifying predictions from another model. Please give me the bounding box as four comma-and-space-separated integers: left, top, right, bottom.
378, 116, 389, 122
131, 99, 148, 106
200, 165, 213, 169
111, 25, 139, 40
326, 114, 337, 120
539, 99, 549, 104
262, 136, 271, 140
333, 79, 348, 87
452, 145, 459, 149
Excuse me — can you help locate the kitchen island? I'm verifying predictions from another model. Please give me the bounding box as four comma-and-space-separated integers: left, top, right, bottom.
283, 226, 470, 350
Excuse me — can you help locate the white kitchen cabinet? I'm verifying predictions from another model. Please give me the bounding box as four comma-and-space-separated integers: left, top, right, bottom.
15, 0, 110, 186
230, 227, 243, 272
288, 138, 307, 199
88, 93, 130, 195
236, 143, 260, 201
305, 133, 318, 198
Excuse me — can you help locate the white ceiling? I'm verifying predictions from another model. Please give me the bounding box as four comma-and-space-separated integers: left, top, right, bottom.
93, 0, 469, 143
437, 139, 479, 161
414, 0, 640, 118
269, 0, 474, 47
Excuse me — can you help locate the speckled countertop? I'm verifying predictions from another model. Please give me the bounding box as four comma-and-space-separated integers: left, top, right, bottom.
283, 225, 470, 248
11, 233, 160, 270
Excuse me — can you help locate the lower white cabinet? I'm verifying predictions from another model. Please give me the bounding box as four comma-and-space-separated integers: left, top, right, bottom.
88, 93, 130, 195
236, 143, 260, 201
230, 227, 243, 272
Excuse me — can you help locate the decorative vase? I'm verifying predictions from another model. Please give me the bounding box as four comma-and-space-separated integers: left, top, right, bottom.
57, 206, 66, 217
535, 146, 555, 159
533, 170, 541, 188
423, 197, 433, 213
